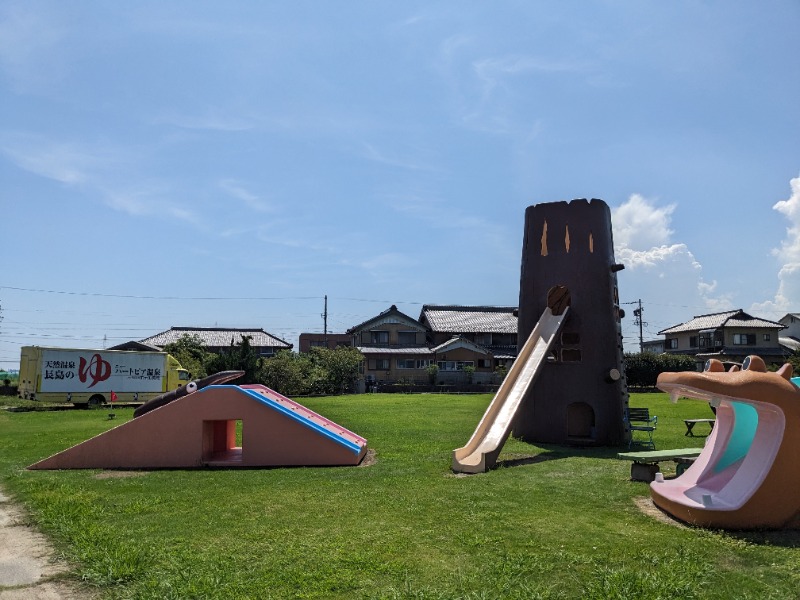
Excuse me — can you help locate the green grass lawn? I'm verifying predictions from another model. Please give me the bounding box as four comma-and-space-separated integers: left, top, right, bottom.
0, 393, 798, 599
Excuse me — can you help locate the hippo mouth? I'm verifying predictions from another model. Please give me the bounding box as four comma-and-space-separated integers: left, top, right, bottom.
653, 356, 787, 512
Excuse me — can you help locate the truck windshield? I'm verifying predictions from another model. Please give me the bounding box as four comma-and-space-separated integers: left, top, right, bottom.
179, 370, 191, 381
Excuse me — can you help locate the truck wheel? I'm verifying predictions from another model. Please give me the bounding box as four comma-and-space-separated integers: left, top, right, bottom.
88, 395, 105, 409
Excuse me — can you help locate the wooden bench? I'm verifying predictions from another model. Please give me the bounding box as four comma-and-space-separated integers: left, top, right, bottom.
624, 407, 657, 449
617, 448, 703, 482
684, 418, 715, 436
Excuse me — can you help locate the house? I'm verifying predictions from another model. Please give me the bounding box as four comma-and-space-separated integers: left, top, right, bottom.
778, 313, 800, 353
658, 309, 786, 367
640, 339, 665, 354
140, 327, 292, 357
298, 333, 352, 353
347, 305, 432, 386
346, 304, 509, 387
419, 305, 518, 370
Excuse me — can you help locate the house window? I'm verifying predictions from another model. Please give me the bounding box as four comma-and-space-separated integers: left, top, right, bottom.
689, 336, 698, 348
666, 338, 678, 350
733, 334, 756, 345
416, 359, 432, 369
370, 331, 389, 345
437, 361, 474, 371
478, 359, 492, 369
368, 358, 390, 370
474, 333, 492, 346
398, 331, 417, 346
310, 340, 327, 347
763, 333, 771, 342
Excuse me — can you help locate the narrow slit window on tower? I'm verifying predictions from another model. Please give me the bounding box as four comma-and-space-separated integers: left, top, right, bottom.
589, 232, 594, 253
541, 221, 548, 256
565, 225, 570, 253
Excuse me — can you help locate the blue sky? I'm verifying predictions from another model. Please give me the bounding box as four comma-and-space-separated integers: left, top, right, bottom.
1, 1, 799, 370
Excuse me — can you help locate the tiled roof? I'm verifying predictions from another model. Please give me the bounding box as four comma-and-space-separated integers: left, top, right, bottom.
659, 310, 785, 335
420, 305, 517, 334
355, 347, 433, 355
431, 336, 491, 355
346, 305, 424, 334
141, 327, 292, 349
780, 336, 800, 352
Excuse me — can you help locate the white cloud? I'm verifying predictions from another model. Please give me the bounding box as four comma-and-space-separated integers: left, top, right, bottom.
612, 193, 674, 249
152, 111, 255, 132
218, 179, 273, 212
1, 135, 96, 184
615, 243, 699, 270
771, 175, 800, 264
611, 194, 735, 327
361, 143, 439, 172
750, 175, 800, 316
1, 132, 204, 226
359, 252, 415, 271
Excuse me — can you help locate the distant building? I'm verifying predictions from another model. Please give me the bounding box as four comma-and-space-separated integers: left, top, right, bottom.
343, 304, 515, 387
778, 313, 800, 354
140, 327, 292, 357
108, 341, 163, 352
640, 339, 665, 354
419, 305, 518, 370
298, 333, 352, 353
658, 309, 786, 367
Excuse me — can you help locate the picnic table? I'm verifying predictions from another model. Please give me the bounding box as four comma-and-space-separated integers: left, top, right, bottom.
617, 448, 703, 482
683, 418, 715, 436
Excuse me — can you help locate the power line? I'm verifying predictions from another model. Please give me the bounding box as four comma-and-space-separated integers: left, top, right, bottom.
0, 286, 323, 302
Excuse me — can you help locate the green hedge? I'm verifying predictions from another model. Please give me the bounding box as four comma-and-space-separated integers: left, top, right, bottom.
624, 352, 697, 388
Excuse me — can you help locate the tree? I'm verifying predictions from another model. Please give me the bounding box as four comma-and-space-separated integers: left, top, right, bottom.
462, 364, 476, 384
257, 350, 312, 396
307, 347, 363, 395
207, 335, 260, 384
426, 363, 439, 384
786, 348, 800, 374
162, 334, 213, 379
255, 347, 363, 396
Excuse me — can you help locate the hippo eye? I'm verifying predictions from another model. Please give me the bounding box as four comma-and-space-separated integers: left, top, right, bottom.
742, 355, 767, 372
704, 359, 724, 372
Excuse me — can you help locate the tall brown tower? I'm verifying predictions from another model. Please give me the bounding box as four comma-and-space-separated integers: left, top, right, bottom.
513, 199, 629, 446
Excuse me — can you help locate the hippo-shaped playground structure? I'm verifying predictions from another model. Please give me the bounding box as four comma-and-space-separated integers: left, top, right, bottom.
653, 356, 800, 530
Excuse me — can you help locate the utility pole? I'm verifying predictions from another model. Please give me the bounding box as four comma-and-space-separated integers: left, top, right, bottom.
632, 299, 647, 353
322, 295, 328, 348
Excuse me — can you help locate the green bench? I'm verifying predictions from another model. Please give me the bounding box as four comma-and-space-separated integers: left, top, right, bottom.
617, 448, 703, 482
624, 407, 657, 449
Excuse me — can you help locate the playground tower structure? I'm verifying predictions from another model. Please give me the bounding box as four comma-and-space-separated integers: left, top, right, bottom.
513, 198, 629, 446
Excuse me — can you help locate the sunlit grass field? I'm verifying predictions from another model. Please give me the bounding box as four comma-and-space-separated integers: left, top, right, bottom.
0, 393, 797, 599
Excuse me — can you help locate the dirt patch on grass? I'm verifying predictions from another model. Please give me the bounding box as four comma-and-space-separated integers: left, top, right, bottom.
358, 449, 377, 467
633, 496, 688, 528
0, 488, 95, 599
93, 470, 148, 480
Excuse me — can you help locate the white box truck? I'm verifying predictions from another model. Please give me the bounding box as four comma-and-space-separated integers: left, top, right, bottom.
18, 346, 191, 407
